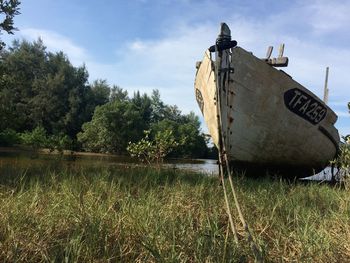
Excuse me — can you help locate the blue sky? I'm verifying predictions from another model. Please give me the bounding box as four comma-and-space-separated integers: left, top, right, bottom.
3, 0, 350, 136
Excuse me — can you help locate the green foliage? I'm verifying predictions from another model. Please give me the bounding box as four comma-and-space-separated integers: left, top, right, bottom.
47, 133, 73, 153
340, 137, 350, 168
341, 103, 350, 178
19, 126, 48, 149
0, 38, 208, 157
110, 85, 128, 102
0, 0, 20, 49
127, 129, 179, 165
338, 138, 350, 180
18, 127, 73, 154
78, 89, 209, 157
334, 102, 350, 181
89, 79, 110, 106
77, 97, 145, 153
0, 39, 109, 141
151, 113, 208, 158
0, 128, 20, 146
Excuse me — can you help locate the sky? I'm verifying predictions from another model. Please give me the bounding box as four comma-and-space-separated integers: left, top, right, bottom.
3, 0, 350, 137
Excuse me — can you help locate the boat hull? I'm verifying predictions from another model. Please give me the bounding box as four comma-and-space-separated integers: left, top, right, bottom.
195, 47, 340, 177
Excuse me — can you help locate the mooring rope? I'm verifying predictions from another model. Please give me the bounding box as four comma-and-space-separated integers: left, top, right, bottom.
219, 154, 239, 244
221, 148, 263, 263
214, 47, 263, 263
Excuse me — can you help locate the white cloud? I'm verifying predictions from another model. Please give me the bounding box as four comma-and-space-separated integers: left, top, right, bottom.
85, 23, 218, 115
20, 28, 89, 66
10, 0, 349, 135
307, 0, 350, 34
86, 11, 349, 134
129, 40, 147, 51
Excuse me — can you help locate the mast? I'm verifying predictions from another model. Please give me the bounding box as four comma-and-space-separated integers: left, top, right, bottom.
323, 67, 329, 104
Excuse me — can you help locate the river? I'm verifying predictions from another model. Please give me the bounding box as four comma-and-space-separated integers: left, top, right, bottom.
0, 148, 337, 180
0, 148, 219, 175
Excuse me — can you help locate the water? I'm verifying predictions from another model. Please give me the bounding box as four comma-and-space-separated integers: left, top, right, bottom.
0, 148, 341, 180
0, 148, 219, 175
303, 166, 338, 181
165, 158, 218, 175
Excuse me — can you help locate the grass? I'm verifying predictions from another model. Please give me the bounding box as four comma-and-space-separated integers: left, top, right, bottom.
0, 162, 349, 262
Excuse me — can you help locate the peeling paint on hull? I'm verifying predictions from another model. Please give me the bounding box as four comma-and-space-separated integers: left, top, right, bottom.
195, 47, 340, 177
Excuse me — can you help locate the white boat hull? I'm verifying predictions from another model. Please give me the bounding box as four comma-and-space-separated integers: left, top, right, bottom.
195, 47, 340, 177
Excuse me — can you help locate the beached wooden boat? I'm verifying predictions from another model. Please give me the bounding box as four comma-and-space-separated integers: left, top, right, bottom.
194, 23, 340, 177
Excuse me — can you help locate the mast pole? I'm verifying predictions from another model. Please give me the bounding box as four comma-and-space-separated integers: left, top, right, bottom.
323, 67, 329, 104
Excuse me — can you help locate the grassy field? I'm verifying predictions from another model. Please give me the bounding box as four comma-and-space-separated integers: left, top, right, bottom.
0, 162, 349, 262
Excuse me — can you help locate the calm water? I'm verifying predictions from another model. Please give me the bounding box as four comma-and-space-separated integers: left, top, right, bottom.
0, 149, 337, 180
0, 149, 219, 175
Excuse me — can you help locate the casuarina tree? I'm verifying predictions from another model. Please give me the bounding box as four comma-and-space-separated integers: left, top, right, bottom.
0, 0, 21, 50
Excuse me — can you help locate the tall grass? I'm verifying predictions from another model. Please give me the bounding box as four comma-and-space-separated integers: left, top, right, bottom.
0, 163, 349, 262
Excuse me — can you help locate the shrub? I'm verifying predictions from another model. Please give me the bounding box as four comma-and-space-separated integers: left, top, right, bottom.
337, 136, 350, 181
19, 126, 49, 150
127, 129, 179, 165
47, 134, 73, 153
0, 129, 21, 146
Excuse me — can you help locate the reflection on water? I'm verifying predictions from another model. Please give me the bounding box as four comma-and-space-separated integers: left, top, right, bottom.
0, 150, 219, 175
0, 149, 340, 180
165, 159, 218, 175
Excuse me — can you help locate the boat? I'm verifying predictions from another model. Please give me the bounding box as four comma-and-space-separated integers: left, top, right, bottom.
194, 23, 340, 177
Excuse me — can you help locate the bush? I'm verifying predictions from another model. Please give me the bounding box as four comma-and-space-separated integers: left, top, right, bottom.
337, 136, 350, 180
47, 134, 73, 153
19, 127, 49, 150
127, 129, 179, 165
0, 129, 21, 146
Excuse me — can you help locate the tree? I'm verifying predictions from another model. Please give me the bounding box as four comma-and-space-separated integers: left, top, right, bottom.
90, 79, 110, 106
0, 39, 48, 132
77, 99, 145, 153
0, 38, 209, 157
150, 89, 166, 122
20, 126, 48, 150
110, 85, 128, 102
0, 39, 95, 141
0, 0, 21, 50
150, 112, 208, 158
78, 89, 209, 157
131, 91, 152, 133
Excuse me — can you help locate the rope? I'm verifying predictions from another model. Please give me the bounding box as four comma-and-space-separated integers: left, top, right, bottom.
222, 148, 263, 262
214, 47, 263, 262
219, 160, 239, 244
213, 51, 239, 244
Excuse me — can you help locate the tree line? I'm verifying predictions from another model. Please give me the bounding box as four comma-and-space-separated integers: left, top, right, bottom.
0, 0, 20, 50
0, 39, 216, 158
